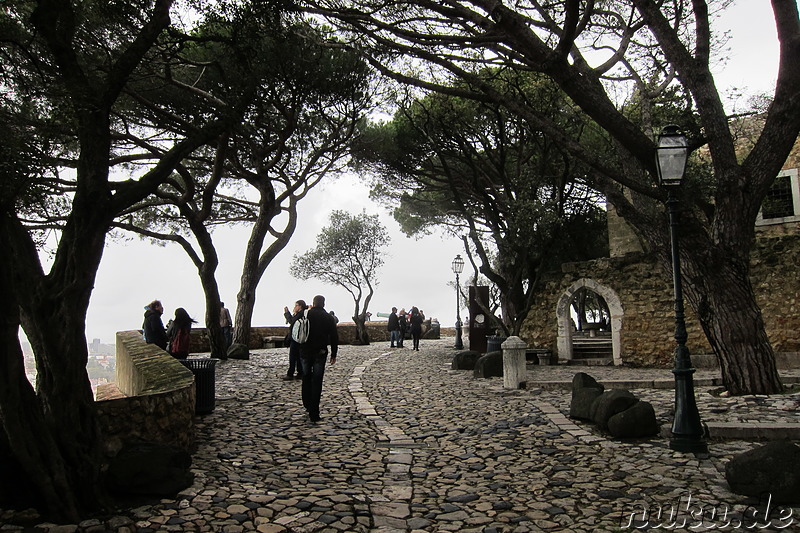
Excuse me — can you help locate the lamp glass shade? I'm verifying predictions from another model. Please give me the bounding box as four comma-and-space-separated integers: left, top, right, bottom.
656, 126, 688, 187
451, 254, 464, 274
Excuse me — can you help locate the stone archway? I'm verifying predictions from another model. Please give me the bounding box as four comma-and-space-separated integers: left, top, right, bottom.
556, 279, 624, 365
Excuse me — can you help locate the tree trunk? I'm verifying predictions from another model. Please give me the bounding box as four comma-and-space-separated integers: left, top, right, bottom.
0, 253, 82, 521
353, 314, 370, 345
234, 272, 258, 347
681, 251, 784, 395
233, 198, 294, 347
198, 261, 227, 359
643, 200, 785, 396
1, 208, 110, 522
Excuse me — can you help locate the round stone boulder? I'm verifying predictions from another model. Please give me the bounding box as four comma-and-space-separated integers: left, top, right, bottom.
452, 350, 481, 370
725, 440, 800, 504
570, 387, 605, 421
473, 351, 503, 379
227, 342, 250, 360
591, 389, 639, 430
607, 401, 659, 438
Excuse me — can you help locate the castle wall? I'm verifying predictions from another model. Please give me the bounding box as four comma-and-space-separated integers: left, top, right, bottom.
520, 233, 800, 366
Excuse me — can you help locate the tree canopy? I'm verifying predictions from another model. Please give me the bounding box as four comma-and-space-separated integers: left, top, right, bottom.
353, 71, 608, 334
290, 210, 390, 343
303, 0, 800, 395
111, 14, 375, 354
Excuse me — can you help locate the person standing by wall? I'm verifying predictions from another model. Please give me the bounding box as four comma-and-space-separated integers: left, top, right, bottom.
397, 309, 408, 348
220, 302, 233, 350
299, 295, 339, 423
387, 307, 400, 348
409, 306, 424, 351
168, 307, 197, 360
142, 300, 168, 350
283, 300, 307, 381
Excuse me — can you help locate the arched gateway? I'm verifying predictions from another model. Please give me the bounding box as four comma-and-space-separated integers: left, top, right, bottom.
555, 278, 623, 365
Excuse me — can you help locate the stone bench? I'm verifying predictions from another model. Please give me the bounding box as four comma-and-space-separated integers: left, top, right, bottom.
263, 335, 288, 348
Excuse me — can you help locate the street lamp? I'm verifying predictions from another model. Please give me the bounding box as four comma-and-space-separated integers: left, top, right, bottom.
452, 254, 464, 350
655, 125, 708, 454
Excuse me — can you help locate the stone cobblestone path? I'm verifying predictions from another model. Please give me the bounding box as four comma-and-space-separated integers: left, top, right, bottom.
2, 338, 799, 532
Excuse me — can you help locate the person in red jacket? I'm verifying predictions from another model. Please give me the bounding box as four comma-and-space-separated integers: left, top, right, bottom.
168, 307, 197, 360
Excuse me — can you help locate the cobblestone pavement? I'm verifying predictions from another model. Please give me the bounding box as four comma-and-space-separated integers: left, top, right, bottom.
3, 338, 799, 532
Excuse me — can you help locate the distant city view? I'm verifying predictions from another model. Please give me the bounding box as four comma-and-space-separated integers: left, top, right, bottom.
22, 339, 116, 397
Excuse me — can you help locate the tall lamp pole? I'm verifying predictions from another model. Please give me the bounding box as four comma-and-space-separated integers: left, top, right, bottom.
452, 254, 464, 350
655, 125, 708, 454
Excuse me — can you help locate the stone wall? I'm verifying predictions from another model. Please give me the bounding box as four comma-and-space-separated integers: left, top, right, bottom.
520, 232, 800, 366
95, 331, 196, 457
750, 233, 800, 352
187, 320, 440, 351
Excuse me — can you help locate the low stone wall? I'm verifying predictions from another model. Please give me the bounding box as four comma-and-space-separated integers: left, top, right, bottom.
187, 320, 441, 351
95, 331, 195, 457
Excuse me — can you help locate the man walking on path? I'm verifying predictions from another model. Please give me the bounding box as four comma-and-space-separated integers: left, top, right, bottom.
387, 307, 400, 348
300, 295, 339, 422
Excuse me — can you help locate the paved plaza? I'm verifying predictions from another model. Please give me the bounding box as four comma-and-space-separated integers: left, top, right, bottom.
4, 338, 799, 532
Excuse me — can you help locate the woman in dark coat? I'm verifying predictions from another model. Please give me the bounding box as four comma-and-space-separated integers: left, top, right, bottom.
142, 300, 168, 350
168, 307, 197, 359
409, 306, 424, 351
283, 300, 308, 380
397, 309, 408, 348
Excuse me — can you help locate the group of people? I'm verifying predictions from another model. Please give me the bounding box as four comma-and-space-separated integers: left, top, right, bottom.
142, 300, 234, 360
142, 299, 197, 359
386, 306, 425, 351
141, 294, 338, 424
283, 295, 339, 423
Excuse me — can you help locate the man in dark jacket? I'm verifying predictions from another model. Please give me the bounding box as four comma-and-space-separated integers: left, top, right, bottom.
142, 300, 168, 350
299, 295, 339, 423
387, 307, 400, 348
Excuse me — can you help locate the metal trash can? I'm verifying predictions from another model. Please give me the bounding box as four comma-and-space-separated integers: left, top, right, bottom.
180, 358, 219, 414
486, 335, 506, 354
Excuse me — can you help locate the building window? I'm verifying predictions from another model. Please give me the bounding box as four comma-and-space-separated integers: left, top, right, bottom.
757, 169, 800, 225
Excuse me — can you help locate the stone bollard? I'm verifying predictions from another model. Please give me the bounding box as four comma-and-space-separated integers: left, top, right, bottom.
502, 336, 528, 389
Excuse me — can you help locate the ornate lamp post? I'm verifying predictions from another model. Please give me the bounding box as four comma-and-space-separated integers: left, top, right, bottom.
655, 125, 708, 454
452, 254, 464, 350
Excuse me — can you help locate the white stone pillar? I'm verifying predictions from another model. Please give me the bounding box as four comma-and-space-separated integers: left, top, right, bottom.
502, 336, 528, 389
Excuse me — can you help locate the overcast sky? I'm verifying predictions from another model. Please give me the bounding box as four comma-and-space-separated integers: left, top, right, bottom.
82, 1, 781, 343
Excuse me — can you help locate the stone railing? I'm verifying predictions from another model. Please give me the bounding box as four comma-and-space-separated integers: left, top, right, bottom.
95, 331, 196, 457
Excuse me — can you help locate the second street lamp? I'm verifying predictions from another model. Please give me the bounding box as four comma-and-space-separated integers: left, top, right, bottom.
655, 125, 708, 454
452, 254, 464, 350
